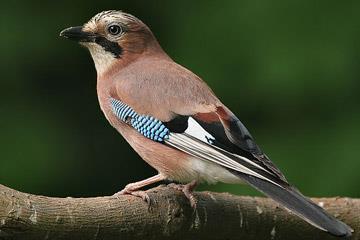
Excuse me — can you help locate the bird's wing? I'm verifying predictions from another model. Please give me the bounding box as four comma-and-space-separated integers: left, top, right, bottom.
110, 98, 352, 237
110, 97, 285, 185
112, 59, 286, 180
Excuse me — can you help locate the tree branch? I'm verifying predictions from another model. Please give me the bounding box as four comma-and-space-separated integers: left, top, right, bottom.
0, 184, 358, 240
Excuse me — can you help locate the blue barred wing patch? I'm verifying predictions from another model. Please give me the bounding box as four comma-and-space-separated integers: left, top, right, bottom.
110, 98, 138, 121
110, 98, 169, 142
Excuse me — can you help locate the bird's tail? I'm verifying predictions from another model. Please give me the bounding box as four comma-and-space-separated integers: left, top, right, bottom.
165, 132, 352, 237
232, 171, 353, 237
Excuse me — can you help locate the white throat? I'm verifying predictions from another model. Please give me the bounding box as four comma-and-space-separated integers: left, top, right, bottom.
84, 43, 116, 75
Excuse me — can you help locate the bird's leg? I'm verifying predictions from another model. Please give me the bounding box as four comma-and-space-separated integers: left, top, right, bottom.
168, 180, 198, 208
113, 174, 165, 204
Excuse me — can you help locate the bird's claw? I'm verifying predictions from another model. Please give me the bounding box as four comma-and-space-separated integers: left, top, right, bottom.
168, 180, 198, 209
113, 189, 152, 207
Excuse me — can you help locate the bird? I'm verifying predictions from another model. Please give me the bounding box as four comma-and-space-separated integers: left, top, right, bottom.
60, 10, 352, 237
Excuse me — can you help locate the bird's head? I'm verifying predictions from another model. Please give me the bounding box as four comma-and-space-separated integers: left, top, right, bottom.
60, 10, 163, 74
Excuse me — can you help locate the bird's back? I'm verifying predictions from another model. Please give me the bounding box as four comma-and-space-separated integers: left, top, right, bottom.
107, 56, 221, 122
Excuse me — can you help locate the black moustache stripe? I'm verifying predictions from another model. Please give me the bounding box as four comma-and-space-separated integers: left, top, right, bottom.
95, 37, 123, 58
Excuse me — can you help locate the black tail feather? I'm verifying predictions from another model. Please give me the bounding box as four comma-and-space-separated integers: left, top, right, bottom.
231, 171, 353, 237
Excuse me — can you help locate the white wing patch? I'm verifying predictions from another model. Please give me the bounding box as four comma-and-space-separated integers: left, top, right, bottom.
185, 117, 215, 144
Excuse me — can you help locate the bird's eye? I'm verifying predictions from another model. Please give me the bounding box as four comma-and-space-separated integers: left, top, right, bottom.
107, 25, 122, 36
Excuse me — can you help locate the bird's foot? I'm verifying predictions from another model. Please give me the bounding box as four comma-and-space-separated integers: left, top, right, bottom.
114, 189, 150, 203
113, 185, 151, 206
168, 180, 198, 209
112, 174, 165, 208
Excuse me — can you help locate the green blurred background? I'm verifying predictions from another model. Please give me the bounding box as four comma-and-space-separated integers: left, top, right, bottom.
0, 1, 359, 198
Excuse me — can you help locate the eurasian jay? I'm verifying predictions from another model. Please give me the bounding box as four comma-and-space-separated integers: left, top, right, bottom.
60, 10, 352, 237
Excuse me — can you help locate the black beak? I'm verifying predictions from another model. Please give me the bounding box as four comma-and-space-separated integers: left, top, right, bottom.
60, 26, 96, 42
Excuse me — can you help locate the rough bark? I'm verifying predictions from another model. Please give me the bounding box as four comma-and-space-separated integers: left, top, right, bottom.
0, 184, 358, 240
